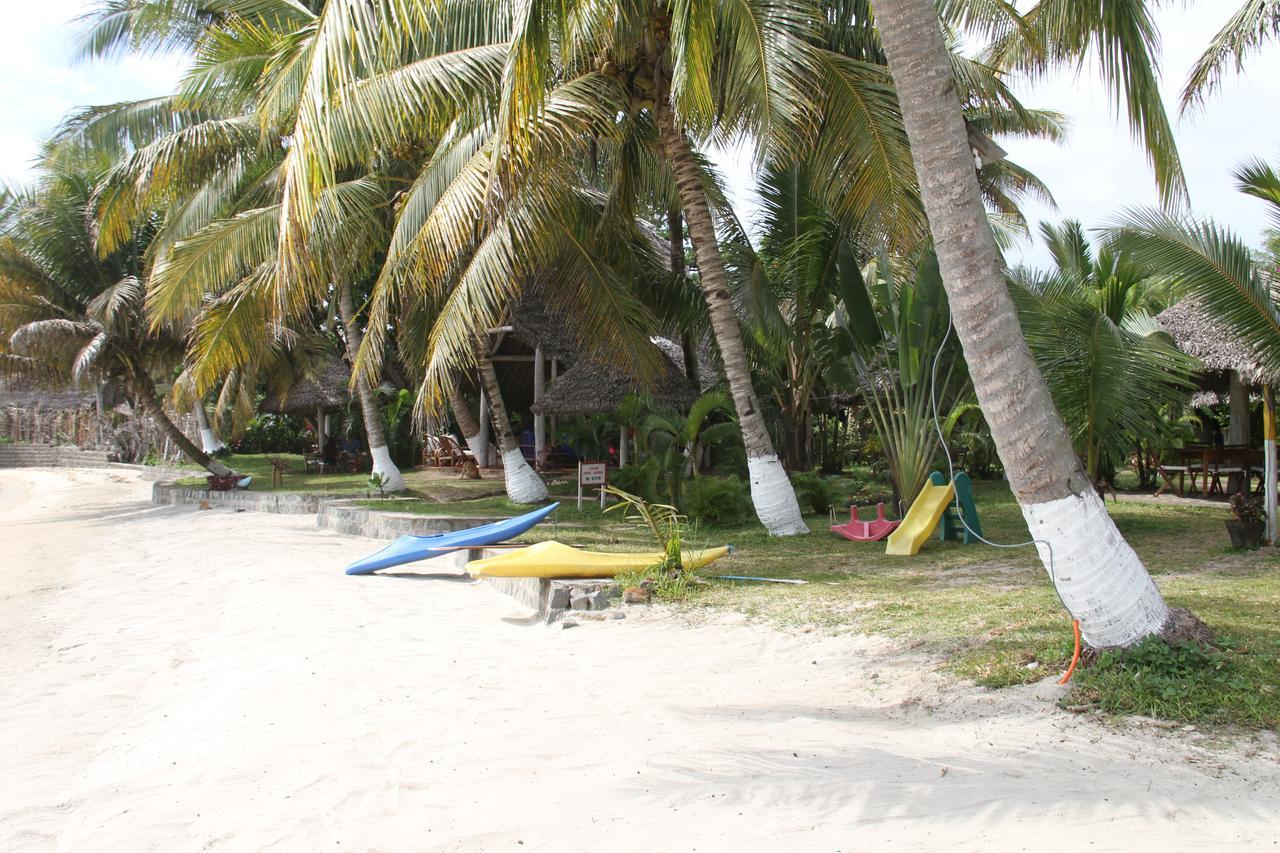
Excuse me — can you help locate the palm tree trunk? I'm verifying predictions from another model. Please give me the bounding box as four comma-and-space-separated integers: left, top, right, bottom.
475, 343, 548, 503
131, 374, 232, 477
448, 379, 486, 461
667, 206, 703, 389
658, 113, 807, 535
874, 0, 1175, 648
193, 401, 226, 455
335, 281, 404, 492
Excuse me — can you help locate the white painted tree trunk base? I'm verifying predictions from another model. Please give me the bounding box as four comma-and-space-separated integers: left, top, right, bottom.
370, 445, 406, 493
462, 433, 487, 464
1021, 490, 1171, 648
502, 448, 549, 503
747, 454, 809, 536
199, 428, 226, 455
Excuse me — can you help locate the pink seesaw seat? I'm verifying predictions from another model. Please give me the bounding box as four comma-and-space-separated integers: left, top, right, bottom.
831, 503, 901, 542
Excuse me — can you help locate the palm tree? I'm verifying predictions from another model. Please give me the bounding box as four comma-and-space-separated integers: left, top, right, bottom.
639, 390, 739, 507
1182, 0, 1280, 111
0, 162, 233, 476
1011, 221, 1197, 489
870, 0, 1185, 649
475, 341, 549, 503
1103, 159, 1280, 377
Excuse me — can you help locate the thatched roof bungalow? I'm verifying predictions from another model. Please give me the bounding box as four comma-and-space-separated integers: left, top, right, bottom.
530, 350, 698, 417
261, 354, 353, 416
1158, 297, 1280, 444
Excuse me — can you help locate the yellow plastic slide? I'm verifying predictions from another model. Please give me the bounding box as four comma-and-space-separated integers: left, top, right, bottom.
468, 540, 730, 579
884, 480, 956, 556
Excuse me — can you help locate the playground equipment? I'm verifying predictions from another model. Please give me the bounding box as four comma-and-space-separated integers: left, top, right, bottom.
935, 471, 983, 544
831, 503, 901, 542
885, 471, 981, 556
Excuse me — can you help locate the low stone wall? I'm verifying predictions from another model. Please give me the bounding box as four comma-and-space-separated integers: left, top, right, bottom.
0, 444, 115, 468
151, 482, 347, 515
478, 573, 619, 622
316, 500, 502, 539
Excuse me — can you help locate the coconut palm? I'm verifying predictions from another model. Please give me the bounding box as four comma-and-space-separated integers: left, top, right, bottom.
66, 0, 511, 493
1011, 221, 1197, 489
1182, 0, 1280, 111
870, 0, 1190, 650
639, 390, 739, 507
0, 162, 234, 476
1102, 159, 1280, 377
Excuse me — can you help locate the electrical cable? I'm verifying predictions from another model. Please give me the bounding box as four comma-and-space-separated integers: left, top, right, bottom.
927, 314, 1083, 679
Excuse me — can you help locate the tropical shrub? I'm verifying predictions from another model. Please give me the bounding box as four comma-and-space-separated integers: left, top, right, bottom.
611, 461, 660, 503
790, 472, 848, 514
233, 414, 312, 454
685, 476, 753, 527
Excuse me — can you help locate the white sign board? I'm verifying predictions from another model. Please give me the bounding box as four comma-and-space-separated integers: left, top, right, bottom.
579, 462, 608, 486
578, 461, 608, 510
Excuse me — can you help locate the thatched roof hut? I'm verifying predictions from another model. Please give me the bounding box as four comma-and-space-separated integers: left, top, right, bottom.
510, 286, 581, 359
1158, 298, 1280, 387
262, 355, 353, 415
531, 351, 698, 416
651, 335, 720, 392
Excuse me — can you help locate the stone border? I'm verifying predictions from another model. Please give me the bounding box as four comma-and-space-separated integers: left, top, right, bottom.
0, 444, 113, 468
152, 482, 347, 515
317, 499, 509, 538
151, 483, 532, 539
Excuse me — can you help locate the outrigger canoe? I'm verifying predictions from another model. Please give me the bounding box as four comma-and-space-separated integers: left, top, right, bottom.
344, 502, 560, 575
466, 540, 730, 579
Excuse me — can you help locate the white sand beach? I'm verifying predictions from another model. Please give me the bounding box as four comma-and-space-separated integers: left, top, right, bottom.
1, 467, 1276, 852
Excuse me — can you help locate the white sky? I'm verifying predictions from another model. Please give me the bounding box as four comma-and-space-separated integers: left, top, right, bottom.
1, 3, 1276, 270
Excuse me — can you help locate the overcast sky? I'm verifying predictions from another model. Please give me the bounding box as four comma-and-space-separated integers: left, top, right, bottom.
2, 3, 1276, 270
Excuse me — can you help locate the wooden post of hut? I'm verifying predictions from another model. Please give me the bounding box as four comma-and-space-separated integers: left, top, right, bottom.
1228, 372, 1250, 446
534, 345, 546, 468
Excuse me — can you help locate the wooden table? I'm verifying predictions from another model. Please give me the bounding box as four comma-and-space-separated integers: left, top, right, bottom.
1172, 446, 1262, 496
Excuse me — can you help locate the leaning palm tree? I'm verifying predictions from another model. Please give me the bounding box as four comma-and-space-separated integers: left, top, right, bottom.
870, 0, 1196, 650
0, 162, 233, 476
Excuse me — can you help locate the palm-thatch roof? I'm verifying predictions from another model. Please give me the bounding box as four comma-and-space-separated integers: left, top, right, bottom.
651, 335, 720, 391
262, 354, 353, 415
509, 286, 581, 358
531, 350, 698, 416
1158, 298, 1280, 386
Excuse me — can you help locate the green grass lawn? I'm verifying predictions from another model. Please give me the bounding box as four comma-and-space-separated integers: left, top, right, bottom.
173, 453, 505, 500
218, 461, 1280, 729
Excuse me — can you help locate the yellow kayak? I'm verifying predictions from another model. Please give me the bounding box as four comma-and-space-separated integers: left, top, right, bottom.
468, 540, 731, 579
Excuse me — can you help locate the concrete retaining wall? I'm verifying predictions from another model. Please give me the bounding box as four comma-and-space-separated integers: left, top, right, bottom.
151, 482, 347, 515
316, 500, 503, 538
0, 444, 115, 468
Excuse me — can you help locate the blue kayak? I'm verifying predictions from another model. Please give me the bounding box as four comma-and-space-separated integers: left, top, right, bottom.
344, 502, 560, 575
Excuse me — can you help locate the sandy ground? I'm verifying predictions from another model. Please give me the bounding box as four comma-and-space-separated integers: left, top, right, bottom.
1, 468, 1277, 852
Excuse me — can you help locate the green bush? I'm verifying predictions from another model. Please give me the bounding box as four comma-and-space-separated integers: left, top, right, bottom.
233, 414, 312, 454
790, 471, 844, 514
611, 461, 660, 503
685, 475, 752, 527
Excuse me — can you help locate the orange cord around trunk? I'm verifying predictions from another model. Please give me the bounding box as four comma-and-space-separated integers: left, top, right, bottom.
1058, 619, 1082, 685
